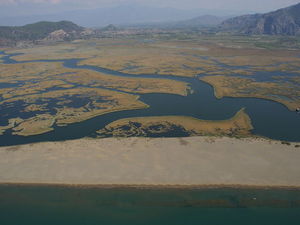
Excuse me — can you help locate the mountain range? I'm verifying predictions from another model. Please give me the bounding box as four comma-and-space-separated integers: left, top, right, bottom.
221, 2, 300, 35
0, 2, 299, 47
0, 13, 229, 46
0, 4, 230, 28
131, 15, 227, 29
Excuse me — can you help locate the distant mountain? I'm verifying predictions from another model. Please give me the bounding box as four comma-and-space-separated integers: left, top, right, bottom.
101, 24, 119, 32
0, 4, 240, 28
0, 21, 85, 46
171, 15, 227, 28
221, 3, 300, 35
125, 15, 228, 29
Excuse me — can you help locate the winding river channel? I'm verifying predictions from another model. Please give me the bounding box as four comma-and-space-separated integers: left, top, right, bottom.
0, 51, 299, 145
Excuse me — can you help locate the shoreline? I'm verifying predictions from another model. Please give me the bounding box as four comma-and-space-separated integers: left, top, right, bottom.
0, 136, 299, 187
1, 182, 300, 191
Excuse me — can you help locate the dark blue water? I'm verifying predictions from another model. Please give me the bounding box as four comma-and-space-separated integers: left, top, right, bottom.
0, 185, 299, 225
0, 51, 299, 146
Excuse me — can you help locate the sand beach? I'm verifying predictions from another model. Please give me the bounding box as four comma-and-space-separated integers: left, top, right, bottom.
0, 137, 299, 187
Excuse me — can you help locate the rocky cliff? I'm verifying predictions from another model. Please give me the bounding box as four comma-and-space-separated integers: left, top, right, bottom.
221, 3, 300, 35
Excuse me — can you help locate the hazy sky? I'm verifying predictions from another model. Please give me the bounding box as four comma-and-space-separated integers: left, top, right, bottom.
0, 0, 299, 16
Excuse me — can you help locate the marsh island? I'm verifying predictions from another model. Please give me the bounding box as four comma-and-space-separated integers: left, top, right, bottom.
0, 35, 300, 143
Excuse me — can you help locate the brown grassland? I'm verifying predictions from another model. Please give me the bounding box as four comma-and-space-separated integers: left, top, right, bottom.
201, 75, 300, 110
1, 88, 148, 136
1, 36, 299, 136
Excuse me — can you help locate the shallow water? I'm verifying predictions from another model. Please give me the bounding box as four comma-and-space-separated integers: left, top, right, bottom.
0, 51, 299, 146
0, 185, 299, 225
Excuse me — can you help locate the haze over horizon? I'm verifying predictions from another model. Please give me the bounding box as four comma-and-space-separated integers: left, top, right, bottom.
0, 0, 299, 27
1, 0, 299, 15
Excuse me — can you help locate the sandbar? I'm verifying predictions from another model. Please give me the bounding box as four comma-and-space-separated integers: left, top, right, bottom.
0, 137, 299, 187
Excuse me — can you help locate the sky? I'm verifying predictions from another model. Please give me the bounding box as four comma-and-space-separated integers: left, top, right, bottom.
0, 0, 299, 16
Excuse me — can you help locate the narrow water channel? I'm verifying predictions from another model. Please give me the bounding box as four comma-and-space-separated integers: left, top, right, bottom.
0, 51, 299, 146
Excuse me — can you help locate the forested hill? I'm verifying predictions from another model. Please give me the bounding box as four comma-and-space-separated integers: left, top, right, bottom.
0, 21, 84, 45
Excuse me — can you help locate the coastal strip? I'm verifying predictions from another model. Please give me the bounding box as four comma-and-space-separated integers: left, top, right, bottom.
0, 137, 299, 187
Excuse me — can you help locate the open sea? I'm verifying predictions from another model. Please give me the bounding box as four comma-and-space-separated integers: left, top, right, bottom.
0, 185, 300, 225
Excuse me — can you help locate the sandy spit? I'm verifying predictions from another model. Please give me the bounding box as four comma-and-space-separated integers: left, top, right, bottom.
0, 137, 299, 187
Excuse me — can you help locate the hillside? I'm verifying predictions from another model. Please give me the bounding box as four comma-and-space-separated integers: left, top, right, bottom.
0, 21, 84, 46
221, 3, 300, 35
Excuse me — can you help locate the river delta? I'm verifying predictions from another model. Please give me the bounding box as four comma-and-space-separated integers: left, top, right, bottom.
0, 37, 300, 145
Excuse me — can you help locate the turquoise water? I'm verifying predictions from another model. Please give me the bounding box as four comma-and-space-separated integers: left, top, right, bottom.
0, 185, 300, 225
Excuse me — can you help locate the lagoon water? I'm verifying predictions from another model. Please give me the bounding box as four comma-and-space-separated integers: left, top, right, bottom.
0, 51, 299, 145
0, 185, 300, 225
